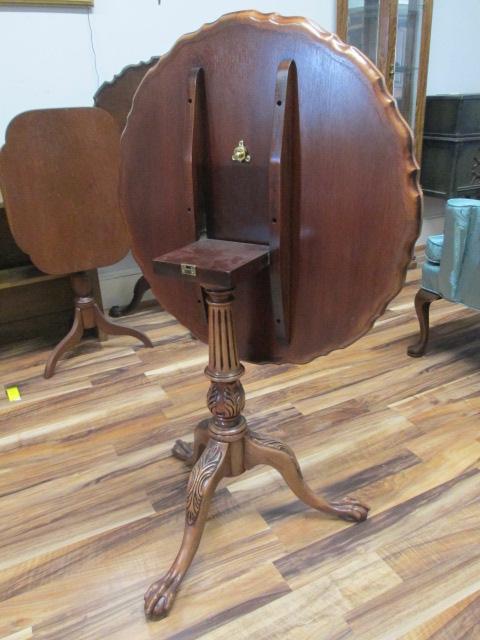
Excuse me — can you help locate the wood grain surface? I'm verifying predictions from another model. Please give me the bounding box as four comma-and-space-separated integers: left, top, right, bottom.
0, 255, 478, 639
120, 10, 421, 365
94, 57, 160, 132
0, 108, 129, 275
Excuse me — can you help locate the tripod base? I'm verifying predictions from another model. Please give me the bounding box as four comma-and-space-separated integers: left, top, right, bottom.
145, 420, 368, 619
142, 261, 369, 620
44, 272, 153, 378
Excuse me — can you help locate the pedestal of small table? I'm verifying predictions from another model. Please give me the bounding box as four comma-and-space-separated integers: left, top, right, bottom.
0, 107, 153, 377
143, 238, 368, 618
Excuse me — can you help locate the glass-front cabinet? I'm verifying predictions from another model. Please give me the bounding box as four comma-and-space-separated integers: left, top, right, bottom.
337, 0, 433, 163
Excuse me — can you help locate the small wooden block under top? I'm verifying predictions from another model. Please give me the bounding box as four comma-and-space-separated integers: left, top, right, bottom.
153, 238, 270, 288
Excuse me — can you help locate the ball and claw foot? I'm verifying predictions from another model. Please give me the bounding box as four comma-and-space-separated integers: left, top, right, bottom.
171, 421, 210, 466
144, 571, 181, 620
172, 439, 194, 464
329, 496, 369, 522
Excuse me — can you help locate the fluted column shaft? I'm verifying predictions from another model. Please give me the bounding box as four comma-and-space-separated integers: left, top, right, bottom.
203, 288, 246, 446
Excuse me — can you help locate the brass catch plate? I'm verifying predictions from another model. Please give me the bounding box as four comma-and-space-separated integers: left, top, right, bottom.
181, 263, 197, 277
232, 140, 251, 163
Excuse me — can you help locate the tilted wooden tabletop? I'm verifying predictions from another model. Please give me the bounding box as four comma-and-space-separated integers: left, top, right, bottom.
120, 10, 421, 364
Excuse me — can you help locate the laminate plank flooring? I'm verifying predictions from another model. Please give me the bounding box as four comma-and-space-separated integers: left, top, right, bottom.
0, 262, 479, 639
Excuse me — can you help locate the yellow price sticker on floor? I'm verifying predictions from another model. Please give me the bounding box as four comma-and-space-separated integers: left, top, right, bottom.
5, 386, 21, 402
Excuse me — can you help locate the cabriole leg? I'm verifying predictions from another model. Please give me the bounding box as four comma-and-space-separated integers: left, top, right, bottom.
109, 275, 152, 317
408, 288, 441, 357
44, 307, 84, 379
245, 430, 369, 522
172, 419, 210, 465
93, 303, 153, 348
144, 440, 228, 619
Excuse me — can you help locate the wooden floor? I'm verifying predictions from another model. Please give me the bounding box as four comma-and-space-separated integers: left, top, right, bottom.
0, 263, 479, 640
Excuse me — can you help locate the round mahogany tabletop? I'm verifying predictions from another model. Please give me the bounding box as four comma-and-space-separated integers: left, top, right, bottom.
120, 11, 421, 364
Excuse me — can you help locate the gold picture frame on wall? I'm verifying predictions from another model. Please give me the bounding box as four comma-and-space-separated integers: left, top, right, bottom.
0, 1, 93, 5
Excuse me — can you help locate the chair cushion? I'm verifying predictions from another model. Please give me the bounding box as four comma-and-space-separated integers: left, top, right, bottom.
425, 234, 444, 264
422, 260, 440, 295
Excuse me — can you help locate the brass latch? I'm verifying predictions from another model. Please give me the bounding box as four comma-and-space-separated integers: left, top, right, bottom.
232, 140, 251, 163
181, 263, 197, 276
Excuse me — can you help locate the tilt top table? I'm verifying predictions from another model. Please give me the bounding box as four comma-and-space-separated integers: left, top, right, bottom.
0, 107, 152, 377
94, 56, 160, 318
120, 11, 421, 619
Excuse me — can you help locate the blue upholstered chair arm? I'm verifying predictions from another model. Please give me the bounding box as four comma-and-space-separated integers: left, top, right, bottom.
438, 198, 480, 309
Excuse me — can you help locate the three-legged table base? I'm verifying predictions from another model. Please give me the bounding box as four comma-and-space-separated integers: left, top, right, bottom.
44, 272, 153, 378
144, 419, 369, 619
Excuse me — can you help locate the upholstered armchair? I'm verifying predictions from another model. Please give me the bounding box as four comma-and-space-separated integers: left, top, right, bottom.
408, 198, 480, 357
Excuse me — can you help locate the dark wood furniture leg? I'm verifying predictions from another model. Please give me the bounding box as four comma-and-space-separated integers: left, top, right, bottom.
93, 303, 153, 344
172, 419, 210, 465
44, 272, 153, 379
109, 275, 152, 317
44, 307, 84, 379
144, 286, 369, 619
244, 432, 368, 522
407, 287, 441, 357
145, 439, 228, 619
89, 268, 107, 341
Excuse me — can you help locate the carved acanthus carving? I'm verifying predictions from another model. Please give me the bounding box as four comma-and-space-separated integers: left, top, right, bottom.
186, 443, 223, 525
207, 381, 245, 419
248, 430, 303, 478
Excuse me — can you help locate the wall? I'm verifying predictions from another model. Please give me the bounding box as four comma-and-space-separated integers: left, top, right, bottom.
0, 0, 336, 144
91, 0, 336, 96
427, 0, 480, 96
0, 5, 96, 146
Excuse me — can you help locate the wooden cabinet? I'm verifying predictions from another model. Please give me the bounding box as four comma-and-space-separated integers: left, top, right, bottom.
0, 204, 29, 270
421, 94, 480, 198
337, 0, 433, 163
